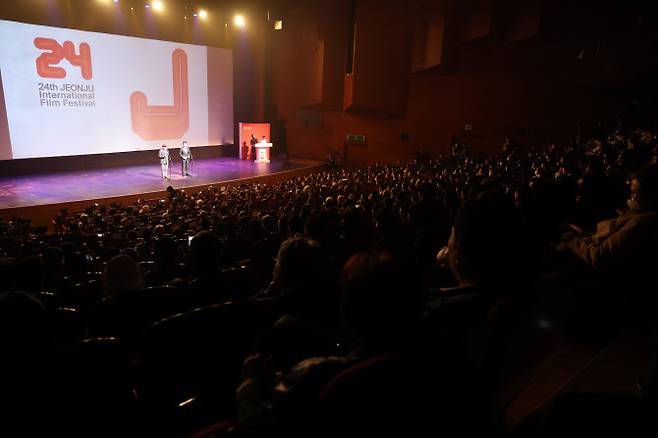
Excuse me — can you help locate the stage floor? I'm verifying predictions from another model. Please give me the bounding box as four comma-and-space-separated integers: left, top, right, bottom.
0, 158, 306, 209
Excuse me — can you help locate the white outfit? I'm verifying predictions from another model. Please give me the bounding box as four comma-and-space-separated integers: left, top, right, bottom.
159, 148, 170, 178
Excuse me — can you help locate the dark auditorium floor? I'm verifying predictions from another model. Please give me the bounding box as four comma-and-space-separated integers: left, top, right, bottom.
506, 325, 655, 429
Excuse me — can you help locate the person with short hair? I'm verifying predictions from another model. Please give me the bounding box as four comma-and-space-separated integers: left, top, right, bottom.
180, 141, 192, 176
159, 144, 171, 179
102, 254, 143, 299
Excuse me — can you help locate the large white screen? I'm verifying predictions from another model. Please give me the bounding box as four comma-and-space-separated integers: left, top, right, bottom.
0, 19, 233, 160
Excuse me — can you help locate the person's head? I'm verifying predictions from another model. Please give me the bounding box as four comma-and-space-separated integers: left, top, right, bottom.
448, 199, 504, 286
154, 237, 177, 266
273, 236, 322, 288
182, 141, 188, 148
42, 246, 65, 272
189, 230, 222, 275
102, 254, 143, 298
627, 164, 658, 212
340, 250, 421, 350
261, 214, 276, 233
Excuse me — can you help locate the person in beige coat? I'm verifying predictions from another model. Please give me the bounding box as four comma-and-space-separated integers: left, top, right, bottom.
564, 165, 658, 271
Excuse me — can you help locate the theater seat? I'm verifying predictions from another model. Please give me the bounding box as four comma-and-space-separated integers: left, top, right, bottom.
317, 349, 491, 436
88, 285, 198, 340
133, 300, 278, 433
68, 278, 104, 309
50, 337, 137, 435
188, 420, 238, 438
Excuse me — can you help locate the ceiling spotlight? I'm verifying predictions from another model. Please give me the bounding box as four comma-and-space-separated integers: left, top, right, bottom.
233, 14, 246, 27
199, 10, 208, 19
152, 1, 164, 12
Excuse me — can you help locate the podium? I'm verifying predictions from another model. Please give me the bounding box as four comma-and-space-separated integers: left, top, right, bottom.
255, 142, 272, 163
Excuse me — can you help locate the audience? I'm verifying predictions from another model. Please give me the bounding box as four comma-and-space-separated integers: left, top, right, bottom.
0, 120, 657, 435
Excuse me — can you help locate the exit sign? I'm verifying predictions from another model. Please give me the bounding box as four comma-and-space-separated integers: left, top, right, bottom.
346, 134, 366, 142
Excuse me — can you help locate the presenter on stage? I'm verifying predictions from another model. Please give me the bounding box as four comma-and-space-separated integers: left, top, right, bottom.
249, 134, 257, 161
180, 141, 192, 176
159, 144, 171, 179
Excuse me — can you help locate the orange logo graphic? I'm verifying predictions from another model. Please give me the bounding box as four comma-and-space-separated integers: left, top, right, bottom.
130, 49, 189, 140
34, 38, 92, 80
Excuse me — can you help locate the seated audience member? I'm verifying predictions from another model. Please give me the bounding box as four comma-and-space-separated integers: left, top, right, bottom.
102, 254, 143, 299
428, 198, 520, 358
252, 236, 334, 327
0, 291, 55, 434
146, 237, 179, 287
236, 250, 423, 433
14, 256, 47, 293
0, 291, 50, 360
187, 230, 229, 304
553, 164, 658, 324
561, 164, 658, 271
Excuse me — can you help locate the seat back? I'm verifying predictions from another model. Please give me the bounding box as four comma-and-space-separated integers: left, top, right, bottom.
134, 300, 277, 416
317, 349, 487, 436
88, 286, 198, 340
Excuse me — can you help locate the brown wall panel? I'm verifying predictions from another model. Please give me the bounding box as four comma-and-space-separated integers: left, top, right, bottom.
267, 0, 658, 163
347, 0, 412, 114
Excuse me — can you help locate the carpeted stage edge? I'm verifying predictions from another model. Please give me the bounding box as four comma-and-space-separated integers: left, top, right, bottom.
0, 159, 324, 229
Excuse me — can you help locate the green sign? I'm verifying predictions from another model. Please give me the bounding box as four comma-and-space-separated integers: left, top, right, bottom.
346, 134, 366, 142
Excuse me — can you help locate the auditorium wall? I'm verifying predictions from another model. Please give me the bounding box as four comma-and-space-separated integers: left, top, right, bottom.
268, 0, 657, 163
1, 1, 655, 167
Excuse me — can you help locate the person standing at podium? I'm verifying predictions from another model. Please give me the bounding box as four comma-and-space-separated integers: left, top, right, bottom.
249, 134, 257, 161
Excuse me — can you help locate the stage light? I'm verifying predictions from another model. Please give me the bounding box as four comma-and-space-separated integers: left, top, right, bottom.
152, 1, 164, 12
199, 10, 208, 20
233, 14, 246, 27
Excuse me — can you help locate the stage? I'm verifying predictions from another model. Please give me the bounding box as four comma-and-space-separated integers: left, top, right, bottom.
0, 157, 320, 225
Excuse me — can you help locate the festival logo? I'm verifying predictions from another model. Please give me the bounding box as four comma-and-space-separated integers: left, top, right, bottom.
130, 49, 190, 140
34, 38, 92, 80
